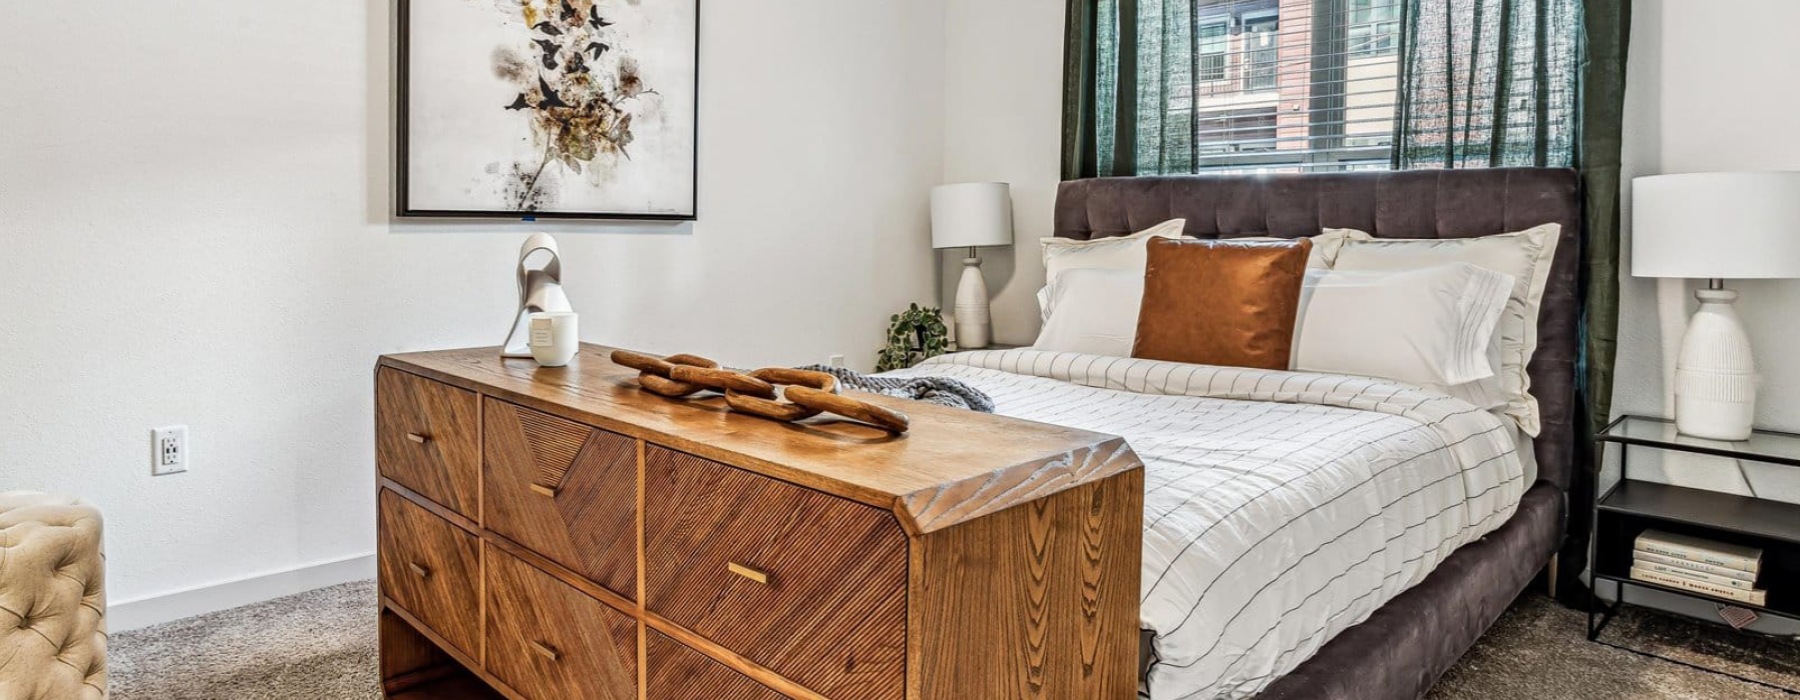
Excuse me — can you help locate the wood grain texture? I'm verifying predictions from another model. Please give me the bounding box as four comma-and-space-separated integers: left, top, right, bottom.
640, 613, 828, 700
481, 533, 637, 617
383, 599, 531, 700
380, 477, 480, 534
909, 469, 1144, 700
378, 368, 481, 518
379, 608, 453, 694
485, 545, 638, 700
667, 365, 777, 398
381, 607, 516, 700
484, 399, 638, 599
389, 674, 505, 700
899, 437, 1141, 534
379, 489, 482, 657
644, 631, 786, 700
380, 346, 1137, 533
783, 385, 910, 434
642, 446, 908, 700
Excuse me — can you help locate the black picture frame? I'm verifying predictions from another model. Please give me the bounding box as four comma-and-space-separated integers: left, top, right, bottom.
395, 0, 700, 221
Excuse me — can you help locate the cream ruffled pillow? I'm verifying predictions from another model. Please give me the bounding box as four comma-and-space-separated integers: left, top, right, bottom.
1326, 224, 1562, 436
1037, 219, 1188, 321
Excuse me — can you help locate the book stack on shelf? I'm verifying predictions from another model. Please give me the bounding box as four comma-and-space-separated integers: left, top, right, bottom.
1631, 529, 1767, 606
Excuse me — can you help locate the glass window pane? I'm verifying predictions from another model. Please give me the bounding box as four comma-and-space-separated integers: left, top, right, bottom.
1198, 21, 1227, 54
1121, 0, 1411, 173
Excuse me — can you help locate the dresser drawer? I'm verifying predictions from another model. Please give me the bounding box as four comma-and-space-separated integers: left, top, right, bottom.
645, 631, 785, 700
377, 489, 480, 656
643, 446, 909, 700
485, 546, 637, 700
482, 399, 638, 598
376, 368, 480, 518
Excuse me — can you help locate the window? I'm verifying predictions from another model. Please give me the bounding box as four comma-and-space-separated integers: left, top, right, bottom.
1133, 1, 1402, 172
1242, 12, 1279, 91
1347, 0, 1401, 58
1072, 0, 1582, 177
1197, 20, 1228, 82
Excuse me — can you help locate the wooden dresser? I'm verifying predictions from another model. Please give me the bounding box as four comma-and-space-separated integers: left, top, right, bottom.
374, 345, 1145, 700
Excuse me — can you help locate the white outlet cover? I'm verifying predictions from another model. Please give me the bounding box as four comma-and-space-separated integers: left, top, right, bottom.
153, 426, 188, 476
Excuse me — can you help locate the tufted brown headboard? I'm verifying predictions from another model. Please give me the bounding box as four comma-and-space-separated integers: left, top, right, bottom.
1053, 168, 1583, 491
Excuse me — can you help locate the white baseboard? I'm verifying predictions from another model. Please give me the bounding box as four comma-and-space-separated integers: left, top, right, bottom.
108, 553, 376, 632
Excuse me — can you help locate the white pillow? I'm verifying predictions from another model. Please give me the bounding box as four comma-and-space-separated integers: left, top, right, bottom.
1038, 219, 1188, 321
1031, 268, 1143, 358
1241, 228, 1373, 268
1327, 223, 1561, 435
1294, 264, 1513, 404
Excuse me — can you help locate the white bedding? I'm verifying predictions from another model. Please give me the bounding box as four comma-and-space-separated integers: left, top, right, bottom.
887, 350, 1526, 700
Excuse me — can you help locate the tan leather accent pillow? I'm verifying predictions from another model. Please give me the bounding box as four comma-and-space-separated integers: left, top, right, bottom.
1132, 237, 1312, 370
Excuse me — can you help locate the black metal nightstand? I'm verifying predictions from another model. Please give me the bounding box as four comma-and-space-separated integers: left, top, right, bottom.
1589, 415, 1800, 687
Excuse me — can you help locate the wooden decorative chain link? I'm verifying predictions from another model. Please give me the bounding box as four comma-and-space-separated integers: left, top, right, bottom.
610, 351, 720, 398
611, 350, 911, 434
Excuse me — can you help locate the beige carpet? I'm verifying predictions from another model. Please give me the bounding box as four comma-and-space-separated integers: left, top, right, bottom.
111, 581, 1796, 699
111, 581, 381, 700
1431, 594, 1799, 700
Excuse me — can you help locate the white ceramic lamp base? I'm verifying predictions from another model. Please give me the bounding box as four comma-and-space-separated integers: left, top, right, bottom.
954, 256, 992, 349
1674, 286, 1758, 441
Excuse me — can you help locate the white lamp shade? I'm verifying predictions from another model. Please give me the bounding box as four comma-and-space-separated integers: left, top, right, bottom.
931, 182, 1014, 250
1633, 172, 1800, 279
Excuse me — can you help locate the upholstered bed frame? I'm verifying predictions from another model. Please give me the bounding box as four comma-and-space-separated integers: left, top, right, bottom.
1054, 168, 1583, 700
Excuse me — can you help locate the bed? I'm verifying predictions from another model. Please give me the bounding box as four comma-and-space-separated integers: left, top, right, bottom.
894, 168, 1583, 700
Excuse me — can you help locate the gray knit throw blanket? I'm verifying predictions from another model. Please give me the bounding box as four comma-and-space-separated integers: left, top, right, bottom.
795, 365, 995, 413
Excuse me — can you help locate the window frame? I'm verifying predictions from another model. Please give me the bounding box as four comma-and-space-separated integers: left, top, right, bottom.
1347, 0, 1401, 59
1240, 9, 1280, 92
1196, 16, 1231, 83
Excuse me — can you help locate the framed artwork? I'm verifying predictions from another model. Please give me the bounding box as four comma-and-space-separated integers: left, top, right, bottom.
398, 0, 699, 220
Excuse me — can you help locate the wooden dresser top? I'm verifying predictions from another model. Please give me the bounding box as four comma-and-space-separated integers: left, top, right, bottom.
380, 344, 1141, 534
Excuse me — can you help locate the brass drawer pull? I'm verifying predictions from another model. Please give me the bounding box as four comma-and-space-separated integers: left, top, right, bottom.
529, 640, 561, 662
529, 484, 560, 498
406, 432, 430, 444
727, 562, 769, 585
408, 562, 431, 579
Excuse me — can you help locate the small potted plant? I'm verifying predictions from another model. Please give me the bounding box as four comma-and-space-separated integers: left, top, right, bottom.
877, 304, 950, 372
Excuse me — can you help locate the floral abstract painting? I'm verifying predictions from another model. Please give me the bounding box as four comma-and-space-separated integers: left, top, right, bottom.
400, 0, 698, 219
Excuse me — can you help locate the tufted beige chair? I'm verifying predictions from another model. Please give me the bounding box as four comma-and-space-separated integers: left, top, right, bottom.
0, 492, 107, 699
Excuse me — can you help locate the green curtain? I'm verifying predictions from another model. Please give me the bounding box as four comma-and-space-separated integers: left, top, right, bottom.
1579, 0, 1630, 441
1391, 0, 1582, 169
1569, 0, 1631, 602
1062, 0, 1135, 180
1062, 0, 1101, 180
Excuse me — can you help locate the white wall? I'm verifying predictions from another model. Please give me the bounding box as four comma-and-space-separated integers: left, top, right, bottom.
939, 0, 1067, 346
0, 0, 943, 619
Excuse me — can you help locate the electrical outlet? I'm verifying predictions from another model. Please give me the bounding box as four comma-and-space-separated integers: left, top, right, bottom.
153, 426, 188, 476
828, 354, 846, 368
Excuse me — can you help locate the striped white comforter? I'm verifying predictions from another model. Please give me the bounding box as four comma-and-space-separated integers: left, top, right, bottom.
887, 350, 1525, 700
